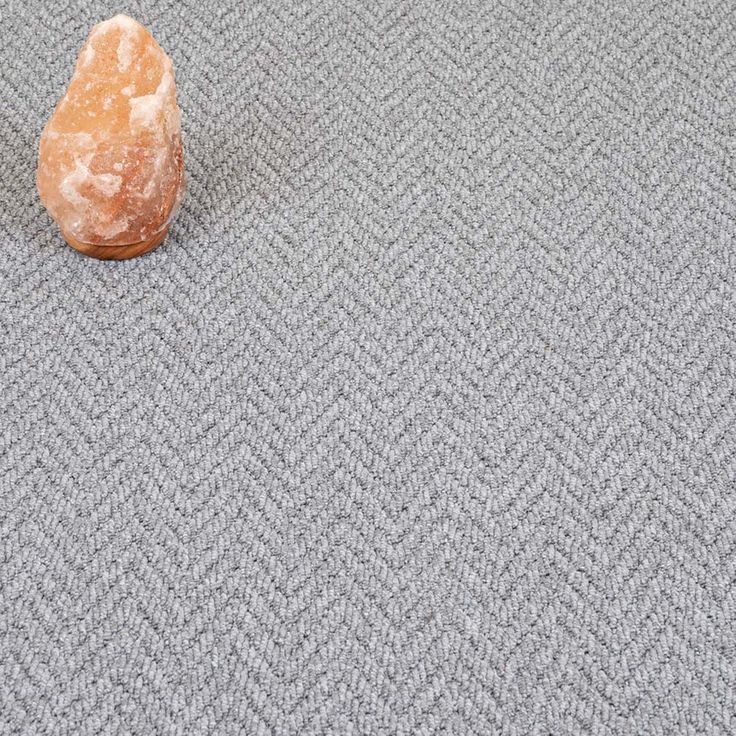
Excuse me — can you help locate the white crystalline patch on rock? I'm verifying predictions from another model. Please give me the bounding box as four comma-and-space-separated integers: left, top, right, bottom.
88, 14, 139, 72
129, 95, 160, 130
117, 29, 136, 72
142, 178, 157, 199
159, 68, 180, 136
60, 159, 122, 205
129, 71, 172, 131
82, 45, 95, 67
112, 14, 138, 31
60, 161, 90, 208
142, 150, 166, 199
121, 86, 134, 96
58, 133, 121, 197
92, 14, 139, 38
91, 172, 123, 196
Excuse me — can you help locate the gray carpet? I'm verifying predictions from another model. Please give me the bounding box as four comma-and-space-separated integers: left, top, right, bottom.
1, 0, 735, 733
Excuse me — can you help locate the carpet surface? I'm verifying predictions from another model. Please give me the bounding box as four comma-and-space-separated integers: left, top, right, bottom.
2, 0, 736, 733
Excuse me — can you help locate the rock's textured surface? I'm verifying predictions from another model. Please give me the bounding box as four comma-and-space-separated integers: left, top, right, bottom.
37, 15, 184, 250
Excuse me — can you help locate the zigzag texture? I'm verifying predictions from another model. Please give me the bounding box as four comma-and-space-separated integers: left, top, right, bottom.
1, 0, 736, 733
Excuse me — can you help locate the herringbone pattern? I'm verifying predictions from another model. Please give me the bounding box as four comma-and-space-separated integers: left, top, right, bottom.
1, 0, 736, 733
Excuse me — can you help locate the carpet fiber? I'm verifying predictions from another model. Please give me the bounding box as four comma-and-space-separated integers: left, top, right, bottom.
1, 0, 735, 733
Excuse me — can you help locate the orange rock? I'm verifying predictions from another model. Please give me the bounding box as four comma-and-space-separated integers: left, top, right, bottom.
37, 15, 184, 259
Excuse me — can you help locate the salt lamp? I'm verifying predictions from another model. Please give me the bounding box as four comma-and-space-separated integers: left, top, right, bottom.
37, 15, 184, 259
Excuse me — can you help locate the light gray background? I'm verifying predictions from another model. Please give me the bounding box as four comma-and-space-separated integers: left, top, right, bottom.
1, 0, 735, 733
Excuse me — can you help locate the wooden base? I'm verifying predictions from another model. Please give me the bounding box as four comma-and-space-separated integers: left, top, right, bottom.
62, 226, 169, 260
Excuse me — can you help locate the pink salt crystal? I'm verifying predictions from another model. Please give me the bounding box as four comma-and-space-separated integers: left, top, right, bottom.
37, 15, 184, 259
